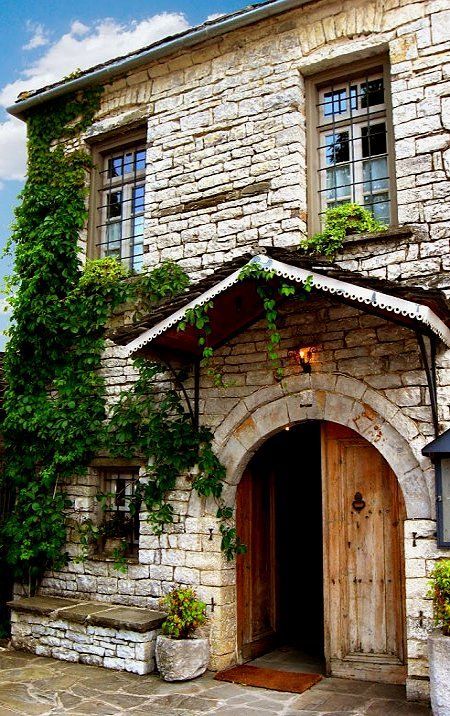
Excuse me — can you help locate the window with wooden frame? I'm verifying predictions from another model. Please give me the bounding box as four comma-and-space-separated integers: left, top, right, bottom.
308, 60, 396, 233
92, 137, 147, 271
99, 467, 141, 556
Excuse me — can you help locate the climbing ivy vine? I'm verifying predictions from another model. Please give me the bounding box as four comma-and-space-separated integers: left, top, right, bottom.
0, 87, 245, 589
0, 87, 317, 591
105, 359, 246, 561
0, 88, 132, 592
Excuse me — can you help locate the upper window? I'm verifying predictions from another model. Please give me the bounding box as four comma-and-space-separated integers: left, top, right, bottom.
95, 143, 146, 272
313, 65, 393, 229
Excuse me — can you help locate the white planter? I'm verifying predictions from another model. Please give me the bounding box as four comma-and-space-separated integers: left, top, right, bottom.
428, 630, 450, 716
155, 634, 209, 681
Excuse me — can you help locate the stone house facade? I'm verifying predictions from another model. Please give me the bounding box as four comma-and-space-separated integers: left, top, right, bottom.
7, 0, 450, 702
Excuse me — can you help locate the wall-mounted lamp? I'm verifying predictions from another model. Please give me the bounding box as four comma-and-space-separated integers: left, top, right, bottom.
288, 347, 316, 373
423, 430, 450, 548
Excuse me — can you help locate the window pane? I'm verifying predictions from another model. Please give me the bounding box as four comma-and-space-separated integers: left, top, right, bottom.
123, 152, 134, 174
108, 156, 123, 178
360, 78, 384, 108
323, 86, 357, 118
132, 216, 144, 272
326, 165, 351, 200
364, 192, 390, 223
363, 157, 389, 192
325, 131, 350, 165
107, 191, 122, 219
106, 222, 121, 257
132, 185, 145, 214
361, 123, 387, 158
135, 150, 146, 171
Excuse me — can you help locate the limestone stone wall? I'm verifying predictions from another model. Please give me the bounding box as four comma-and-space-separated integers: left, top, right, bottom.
10, 610, 159, 675
33, 296, 450, 699
80, 0, 450, 288
26, 0, 450, 701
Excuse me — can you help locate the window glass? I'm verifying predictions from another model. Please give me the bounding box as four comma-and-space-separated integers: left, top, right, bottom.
97, 144, 146, 270
100, 468, 140, 553
323, 86, 357, 118
317, 71, 390, 226
108, 156, 123, 178
360, 78, 384, 108
325, 131, 350, 165
361, 123, 387, 158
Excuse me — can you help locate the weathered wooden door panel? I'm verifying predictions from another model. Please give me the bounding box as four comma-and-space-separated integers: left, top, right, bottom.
321, 423, 406, 684
237, 468, 277, 661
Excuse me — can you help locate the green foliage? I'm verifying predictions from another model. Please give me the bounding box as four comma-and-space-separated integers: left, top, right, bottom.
133, 261, 190, 319
0, 89, 134, 591
301, 203, 387, 257
160, 587, 206, 639
106, 358, 244, 559
428, 560, 450, 636
238, 262, 312, 379
178, 302, 225, 386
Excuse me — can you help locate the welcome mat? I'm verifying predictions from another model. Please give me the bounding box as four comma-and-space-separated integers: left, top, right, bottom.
214, 664, 322, 694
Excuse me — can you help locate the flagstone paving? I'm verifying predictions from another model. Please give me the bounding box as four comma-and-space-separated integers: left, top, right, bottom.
0, 648, 431, 715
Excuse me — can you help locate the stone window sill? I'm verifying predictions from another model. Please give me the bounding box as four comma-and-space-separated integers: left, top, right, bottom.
90, 552, 139, 565
340, 225, 413, 248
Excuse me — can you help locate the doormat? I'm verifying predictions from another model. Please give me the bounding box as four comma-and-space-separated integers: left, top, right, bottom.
214, 665, 322, 694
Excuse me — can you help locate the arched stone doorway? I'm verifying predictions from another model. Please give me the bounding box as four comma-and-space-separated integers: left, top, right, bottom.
235, 420, 407, 684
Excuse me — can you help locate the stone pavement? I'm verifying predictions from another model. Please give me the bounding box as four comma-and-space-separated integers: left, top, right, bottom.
0, 648, 431, 715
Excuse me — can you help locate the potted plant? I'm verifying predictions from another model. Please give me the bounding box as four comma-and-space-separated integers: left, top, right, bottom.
301, 202, 386, 257
428, 559, 450, 715
155, 587, 209, 681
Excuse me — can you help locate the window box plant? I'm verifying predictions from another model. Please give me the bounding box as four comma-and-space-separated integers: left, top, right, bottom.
155, 587, 209, 681
428, 559, 450, 715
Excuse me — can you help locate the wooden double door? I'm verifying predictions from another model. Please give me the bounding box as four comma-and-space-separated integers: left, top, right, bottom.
236, 422, 406, 683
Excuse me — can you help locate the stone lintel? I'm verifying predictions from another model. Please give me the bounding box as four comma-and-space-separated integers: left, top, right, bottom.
155, 180, 271, 218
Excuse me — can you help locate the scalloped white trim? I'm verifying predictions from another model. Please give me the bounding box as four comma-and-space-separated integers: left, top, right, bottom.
123, 255, 450, 356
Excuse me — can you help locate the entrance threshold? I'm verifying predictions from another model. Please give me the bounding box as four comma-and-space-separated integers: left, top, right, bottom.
249, 645, 326, 676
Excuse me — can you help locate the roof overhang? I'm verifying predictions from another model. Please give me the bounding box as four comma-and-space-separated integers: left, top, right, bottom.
122, 255, 450, 358
8, 0, 309, 120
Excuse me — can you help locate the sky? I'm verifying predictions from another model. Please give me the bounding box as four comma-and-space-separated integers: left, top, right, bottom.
0, 0, 247, 344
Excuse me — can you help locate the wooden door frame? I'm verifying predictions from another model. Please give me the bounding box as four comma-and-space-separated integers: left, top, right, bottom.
321, 422, 407, 683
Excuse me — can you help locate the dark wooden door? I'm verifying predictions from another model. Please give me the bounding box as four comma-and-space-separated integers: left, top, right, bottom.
321, 423, 406, 683
236, 467, 277, 661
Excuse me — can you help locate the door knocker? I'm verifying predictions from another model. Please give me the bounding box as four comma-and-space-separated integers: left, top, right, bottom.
352, 492, 366, 513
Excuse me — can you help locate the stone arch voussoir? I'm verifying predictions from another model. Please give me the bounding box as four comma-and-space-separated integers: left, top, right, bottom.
215, 373, 431, 519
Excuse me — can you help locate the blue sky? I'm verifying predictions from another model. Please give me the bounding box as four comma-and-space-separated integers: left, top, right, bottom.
0, 0, 246, 343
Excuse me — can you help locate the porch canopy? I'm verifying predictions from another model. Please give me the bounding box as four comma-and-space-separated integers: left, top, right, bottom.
114, 248, 450, 359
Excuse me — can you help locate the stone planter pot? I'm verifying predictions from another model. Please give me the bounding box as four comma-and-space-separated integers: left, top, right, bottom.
155, 634, 209, 681
428, 630, 450, 716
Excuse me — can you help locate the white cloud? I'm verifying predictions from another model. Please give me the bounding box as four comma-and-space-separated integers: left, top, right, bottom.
23, 22, 50, 51
0, 118, 27, 183
206, 13, 226, 21
1, 13, 190, 107
0, 12, 192, 186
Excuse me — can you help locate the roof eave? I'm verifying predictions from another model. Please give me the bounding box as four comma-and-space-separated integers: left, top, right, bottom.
7, 0, 308, 121
121, 255, 450, 359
